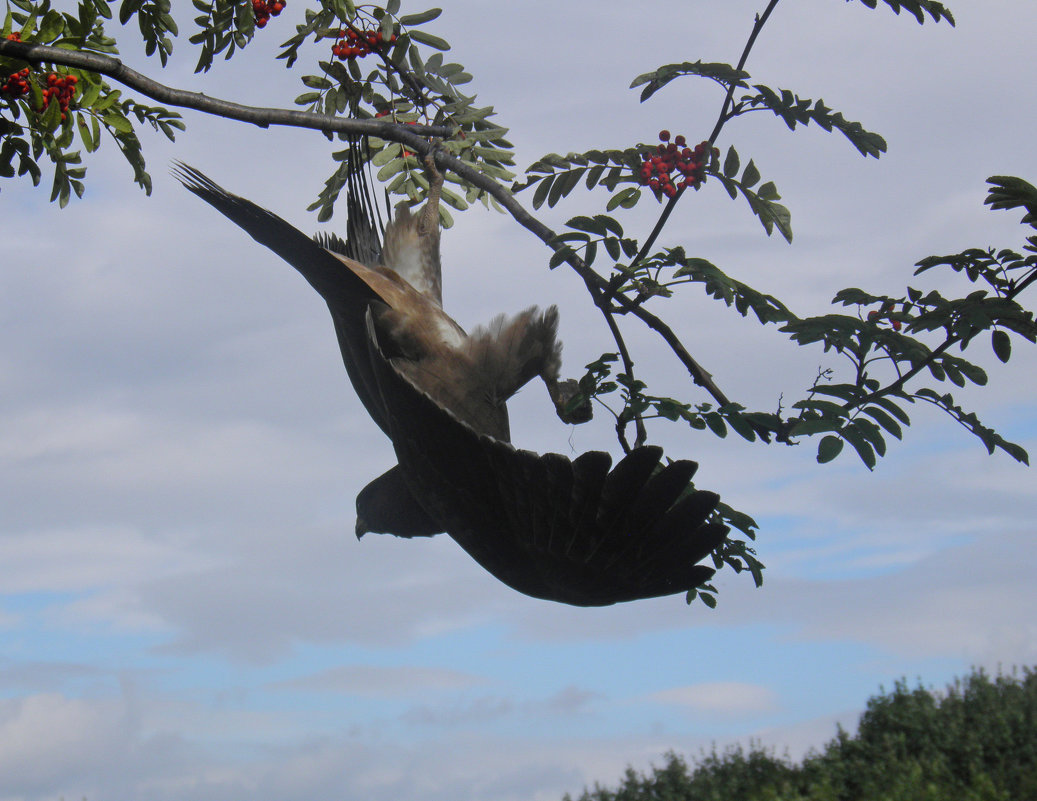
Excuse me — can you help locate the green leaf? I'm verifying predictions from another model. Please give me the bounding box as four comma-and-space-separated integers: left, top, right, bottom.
851, 417, 887, 457
531, 176, 552, 209
790, 418, 841, 436
302, 75, 333, 89
992, 329, 1012, 362
704, 414, 727, 438
741, 159, 760, 188
842, 425, 877, 469
860, 406, 903, 440
725, 413, 757, 442
817, 435, 844, 463
37, 8, 65, 41
409, 29, 449, 50
723, 146, 739, 179
566, 215, 606, 236
399, 8, 442, 25
75, 113, 95, 151
607, 186, 641, 211
870, 395, 912, 425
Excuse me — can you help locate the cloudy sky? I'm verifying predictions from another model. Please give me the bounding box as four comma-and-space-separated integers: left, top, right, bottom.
2, 1, 1036, 799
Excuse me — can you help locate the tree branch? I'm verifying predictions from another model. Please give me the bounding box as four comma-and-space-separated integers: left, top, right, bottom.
0, 40, 452, 138
0, 38, 735, 419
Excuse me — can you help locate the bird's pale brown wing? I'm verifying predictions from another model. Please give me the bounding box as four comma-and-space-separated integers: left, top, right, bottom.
362, 311, 729, 606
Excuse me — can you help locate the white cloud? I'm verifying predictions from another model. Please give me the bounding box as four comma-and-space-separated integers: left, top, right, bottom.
0, 693, 135, 799
710, 529, 1037, 667
648, 682, 779, 716
275, 664, 488, 696
0, 524, 208, 596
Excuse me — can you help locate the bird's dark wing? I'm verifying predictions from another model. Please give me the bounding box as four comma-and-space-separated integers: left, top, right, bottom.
173, 162, 442, 537
362, 312, 729, 606
173, 161, 396, 433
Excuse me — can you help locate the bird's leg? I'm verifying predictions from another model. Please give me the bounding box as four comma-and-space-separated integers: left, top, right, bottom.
535, 309, 593, 425
418, 150, 444, 238
545, 376, 594, 425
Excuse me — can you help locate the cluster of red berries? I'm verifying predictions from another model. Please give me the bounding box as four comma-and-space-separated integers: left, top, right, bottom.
0, 67, 30, 99
38, 72, 78, 121
640, 130, 714, 199
331, 27, 397, 60
1, 68, 78, 122
6, 31, 21, 41
252, 0, 285, 28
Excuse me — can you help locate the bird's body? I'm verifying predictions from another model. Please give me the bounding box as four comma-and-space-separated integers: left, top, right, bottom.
175, 155, 729, 606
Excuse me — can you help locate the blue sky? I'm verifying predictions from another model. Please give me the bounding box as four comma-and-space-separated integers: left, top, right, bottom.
1, 1, 1036, 799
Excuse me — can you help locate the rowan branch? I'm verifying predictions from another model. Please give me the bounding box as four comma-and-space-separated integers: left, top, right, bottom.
0, 37, 735, 417
0, 39, 452, 139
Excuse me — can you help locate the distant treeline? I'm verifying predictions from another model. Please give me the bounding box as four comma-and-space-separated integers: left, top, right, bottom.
564, 666, 1037, 801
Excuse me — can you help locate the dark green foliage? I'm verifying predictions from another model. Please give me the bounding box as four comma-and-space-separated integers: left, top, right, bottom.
740, 85, 887, 159
1, 1, 183, 202
772, 175, 1037, 468
564, 666, 1037, 801
630, 60, 751, 104
846, 0, 955, 25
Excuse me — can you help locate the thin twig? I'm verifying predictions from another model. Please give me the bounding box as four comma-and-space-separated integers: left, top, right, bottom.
628, 0, 783, 274
594, 297, 647, 450
706, 0, 781, 146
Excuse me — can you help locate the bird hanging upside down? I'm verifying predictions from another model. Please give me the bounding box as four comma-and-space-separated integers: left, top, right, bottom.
174, 151, 729, 606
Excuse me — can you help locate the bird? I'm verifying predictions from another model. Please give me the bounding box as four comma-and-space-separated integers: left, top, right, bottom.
173, 148, 730, 606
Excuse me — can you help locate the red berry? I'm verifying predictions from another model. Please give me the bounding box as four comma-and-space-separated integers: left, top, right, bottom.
659, 130, 670, 141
